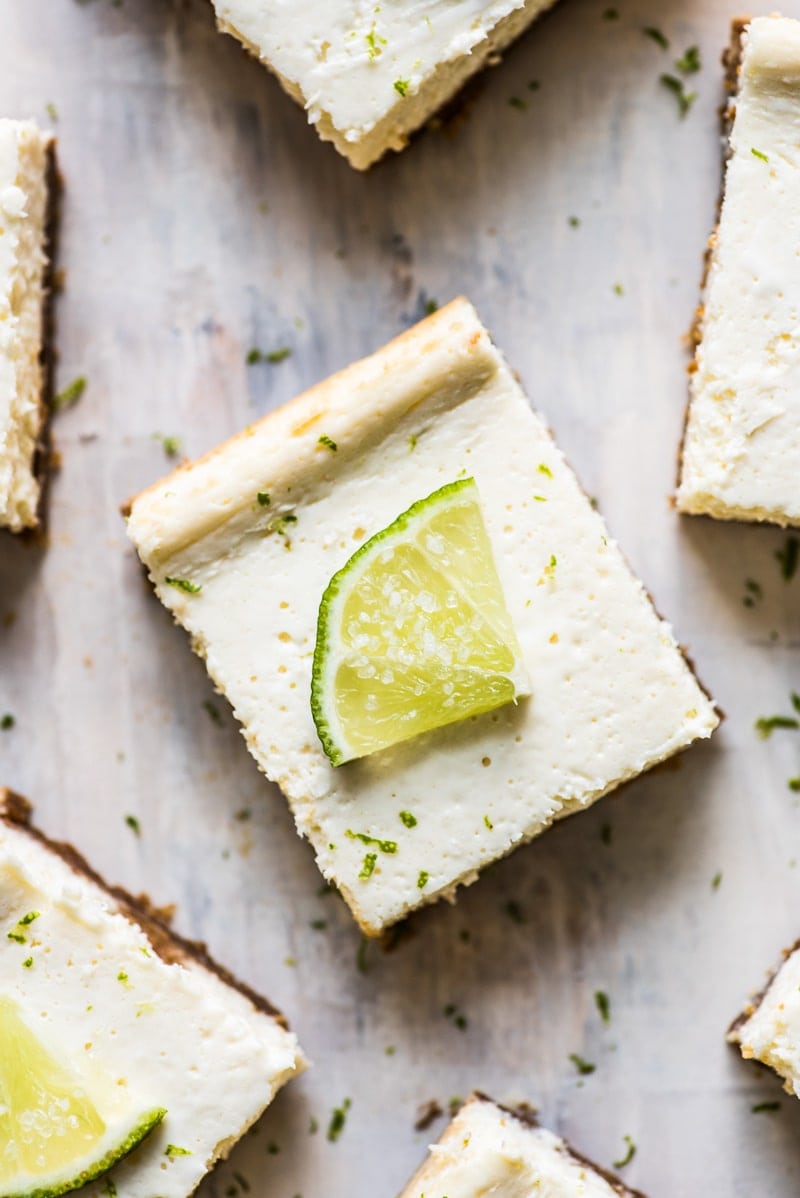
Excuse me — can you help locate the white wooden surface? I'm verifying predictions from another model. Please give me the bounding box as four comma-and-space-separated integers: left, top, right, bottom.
2, 1, 800, 1195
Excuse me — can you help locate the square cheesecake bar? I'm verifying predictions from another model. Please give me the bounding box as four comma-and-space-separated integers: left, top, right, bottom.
729, 938, 800, 1099
677, 16, 800, 526
211, 0, 559, 169
0, 119, 54, 533
125, 299, 717, 936
397, 1094, 646, 1197
0, 790, 305, 1198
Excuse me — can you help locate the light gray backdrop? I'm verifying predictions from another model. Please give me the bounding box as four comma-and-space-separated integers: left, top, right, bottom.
1, 1, 799, 1195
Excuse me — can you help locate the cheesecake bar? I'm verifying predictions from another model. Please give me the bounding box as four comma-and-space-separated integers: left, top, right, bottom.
211, 0, 559, 170
0, 119, 54, 533
677, 16, 800, 526
398, 1094, 646, 1198
0, 790, 305, 1198
125, 298, 718, 936
729, 938, 800, 1099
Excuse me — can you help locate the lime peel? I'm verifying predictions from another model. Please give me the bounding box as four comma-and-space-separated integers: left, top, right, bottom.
311, 477, 530, 765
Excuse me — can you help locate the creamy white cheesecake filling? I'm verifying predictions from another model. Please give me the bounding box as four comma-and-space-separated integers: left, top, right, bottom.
678, 16, 800, 526
731, 943, 800, 1098
212, 0, 558, 168
0, 815, 305, 1198
0, 120, 51, 533
399, 1095, 634, 1198
126, 299, 717, 935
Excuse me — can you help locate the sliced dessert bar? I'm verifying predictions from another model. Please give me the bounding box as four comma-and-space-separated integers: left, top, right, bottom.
0, 119, 54, 533
729, 938, 800, 1099
0, 790, 305, 1198
211, 0, 559, 169
397, 1094, 646, 1197
125, 298, 718, 936
678, 16, 800, 526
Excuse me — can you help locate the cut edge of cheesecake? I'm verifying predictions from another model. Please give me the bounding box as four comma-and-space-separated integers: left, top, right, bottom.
214, 0, 559, 170
727, 935, 800, 1093
123, 298, 498, 558
398, 1092, 649, 1198
676, 15, 800, 528
0, 121, 58, 536
0, 788, 307, 1171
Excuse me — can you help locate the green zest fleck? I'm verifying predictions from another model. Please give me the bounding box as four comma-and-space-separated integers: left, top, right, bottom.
359, 853, 377, 880
45, 101, 58, 121
7, 931, 25, 944
399, 811, 417, 828
125, 814, 141, 836
751, 148, 769, 163
568, 216, 580, 228
789, 778, 800, 792
538, 463, 553, 478
248, 347, 291, 365
327, 1098, 351, 1142
53, 375, 87, 410
444, 1003, 468, 1030
346, 830, 397, 853
117, 970, 132, 988
660, 74, 696, 117
712, 871, 723, 890
423, 298, 439, 315
393, 78, 410, 96
752, 1101, 781, 1113
755, 714, 799, 739
0, 714, 14, 730
153, 433, 181, 458
257, 491, 271, 507
318, 435, 338, 452
417, 870, 430, 889
484, 814, 493, 830
643, 26, 669, 49
18, 911, 40, 927
675, 45, 701, 73
365, 27, 386, 59
164, 576, 202, 595
776, 535, 799, 581
613, 1135, 637, 1169
569, 1052, 596, 1076
102, 1180, 117, 1198
165, 1145, 193, 1158
595, 990, 611, 1023
22, 956, 33, 969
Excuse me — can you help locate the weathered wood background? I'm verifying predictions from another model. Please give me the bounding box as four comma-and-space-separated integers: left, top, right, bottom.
2, 1, 800, 1194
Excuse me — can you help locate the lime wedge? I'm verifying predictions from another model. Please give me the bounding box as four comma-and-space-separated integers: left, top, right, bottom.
311, 477, 530, 765
0, 996, 166, 1198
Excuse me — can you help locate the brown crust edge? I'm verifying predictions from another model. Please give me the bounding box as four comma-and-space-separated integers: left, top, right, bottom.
728, 936, 800, 1041
30, 139, 61, 538
0, 788, 288, 1028
675, 17, 749, 493
443, 1093, 649, 1198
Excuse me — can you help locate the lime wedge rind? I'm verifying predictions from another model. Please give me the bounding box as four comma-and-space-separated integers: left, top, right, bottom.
3, 1107, 167, 1198
311, 477, 530, 766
